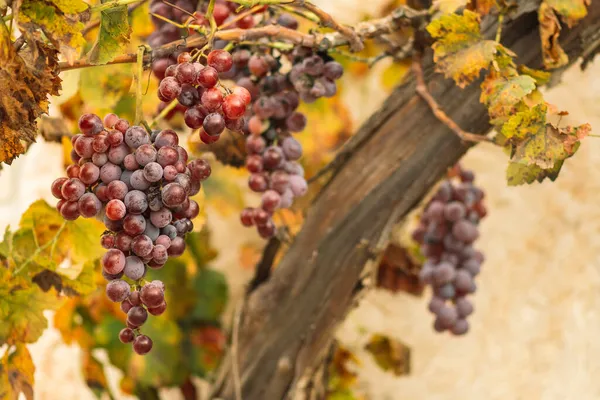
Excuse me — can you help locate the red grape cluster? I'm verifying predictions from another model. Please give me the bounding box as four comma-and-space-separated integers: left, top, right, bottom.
50, 114, 211, 354
157, 49, 251, 143
412, 167, 487, 336
224, 15, 343, 237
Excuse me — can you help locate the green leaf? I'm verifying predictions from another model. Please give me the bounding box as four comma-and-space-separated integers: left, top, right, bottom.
506, 159, 564, 186
190, 269, 229, 323
131, 318, 187, 387
427, 10, 499, 87
501, 103, 547, 142
0, 344, 35, 400
17, 0, 91, 61
0, 268, 60, 345
480, 71, 537, 124
87, 2, 132, 65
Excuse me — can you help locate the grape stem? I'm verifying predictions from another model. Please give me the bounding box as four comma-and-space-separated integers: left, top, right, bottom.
57, 5, 427, 71
412, 53, 494, 144
293, 1, 363, 52
133, 46, 146, 125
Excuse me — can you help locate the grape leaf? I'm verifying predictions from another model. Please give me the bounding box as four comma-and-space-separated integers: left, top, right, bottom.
427, 10, 499, 87
506, 159, 564, 186
545, 0, 590, 26
504, 104, 590, 169
0, 267, 60, 345
364, 334, 410, 376
0, 344, 35, 400
18, 200, 105, 268
432, 0, 468, 14
16, 0, 90, 62
517, 65, 552, 86
190, 268, 229, 323
480, 71, 537, 124
0, 21, 61, 165
87, 2, 132, 65
538, 2, 569, 69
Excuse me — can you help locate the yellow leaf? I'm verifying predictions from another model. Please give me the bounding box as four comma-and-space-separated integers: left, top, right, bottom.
0, 344, 35, 400
545, 0, 590, 26
480, 71, 537, 124
87, 3, 132, 65
427, 10, 499, 87
538, 2, 569, 69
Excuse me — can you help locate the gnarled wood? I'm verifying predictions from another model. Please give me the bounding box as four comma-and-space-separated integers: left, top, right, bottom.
213, 5, 600, 399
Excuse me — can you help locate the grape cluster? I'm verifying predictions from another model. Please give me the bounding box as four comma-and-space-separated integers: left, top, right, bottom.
157, 49, 251, 142
51, 114, 211, 354
412, 167, 487, 336
225, 15, 343, 237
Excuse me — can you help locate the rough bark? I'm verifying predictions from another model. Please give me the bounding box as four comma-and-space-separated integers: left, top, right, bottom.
213, 5, 600, 399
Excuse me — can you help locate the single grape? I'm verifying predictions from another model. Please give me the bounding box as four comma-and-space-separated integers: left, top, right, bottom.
106, 199, 126, 220
124, 190, 149, 214
107, 130, 124, 146
101, 233, 115, 249
161, 183, 187, 207
79, 113, 103, 136
62, 177, 85, 201
93, 135, 110, 153
249, 173, 268, 192
140, 283, 165, 308
132, 235, 153, 257
262, 146, 284, 170
100, 163, 122, 184
135, 144, 158, 167
107, 180, 129, 200
159, 76, 182, 100
450, 319, 469, 335
188, 159, 211, 181
130, 170, 151, 191
156, 146, 179, 167
92, 152, 108, 167
208, 49, 233, 73
153, 129, 179, 148
148, 302, 167, 316
51, 177, 68, 199
143, 162, 164, 183
203, 113, 226, 136
78, 193, 102, 218
257, 220, 275, 238
123, 214, 146, 236
452, 220, 479, 243
178, 83, 200, 107
133, 335, 153, 355
222, 95, 246, 120
167, 236, 186, 256
288, 175, 308, 197
286, 112, 307, 132
127, 306, 148, 327
119, 328, 135, 344
456, 297, 474, 318
261, 190, 281, 213
198, 66, 219, 88
125, 126, 150, 149
115, 232, 133, 252
124, 256, 146, 280
281, 137, 302, 160
106, 279, 130, 302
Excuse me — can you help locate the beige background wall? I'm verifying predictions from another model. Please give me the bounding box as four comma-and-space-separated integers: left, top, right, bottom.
3, 1, 600, 398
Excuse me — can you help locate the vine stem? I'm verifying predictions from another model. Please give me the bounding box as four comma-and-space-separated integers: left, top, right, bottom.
133, 46, 146, 125
297, 1, 363, 51
57, 5, 425, 71
412, 54, 493, 144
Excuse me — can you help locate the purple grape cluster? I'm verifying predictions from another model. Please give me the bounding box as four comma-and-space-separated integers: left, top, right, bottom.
412, 167, 487, 336
50, 114, 211, 354
157, 49, 251, 142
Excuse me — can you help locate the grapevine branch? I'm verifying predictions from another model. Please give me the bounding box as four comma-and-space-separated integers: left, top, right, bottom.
412, 54, 493, 143
212, 4, 600, 398
57, 5, 427, 71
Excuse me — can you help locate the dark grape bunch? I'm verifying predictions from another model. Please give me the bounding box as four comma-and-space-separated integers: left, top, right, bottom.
50, 113, 211, 354
412, 166, 487, 336
226, 14, 343, 238
157, 48, 251, 143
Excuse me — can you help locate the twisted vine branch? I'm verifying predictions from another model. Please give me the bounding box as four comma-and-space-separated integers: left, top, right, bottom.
57, 5, 427, 71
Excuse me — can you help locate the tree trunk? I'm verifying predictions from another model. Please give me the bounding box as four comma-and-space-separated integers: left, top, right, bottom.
213, 5, 600, 399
